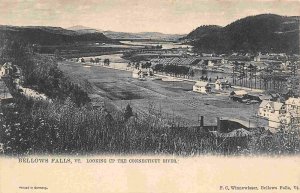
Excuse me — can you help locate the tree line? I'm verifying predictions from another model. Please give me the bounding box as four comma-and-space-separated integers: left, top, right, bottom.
153, 64, 195, 77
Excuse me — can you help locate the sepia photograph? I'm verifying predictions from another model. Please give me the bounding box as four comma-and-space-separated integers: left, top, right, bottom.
0, 0, 299, 192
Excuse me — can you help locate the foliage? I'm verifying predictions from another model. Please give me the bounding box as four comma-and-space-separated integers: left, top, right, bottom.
0, 41, 90, 106
184, 14, 299, 54
1, 97, 299, 156
104, 58, 110, 66
154, 64, 194, 77
124, 104, 133, 121
141, 62, 152, 69
0, 25, 113, 46
94, 58, 101, 63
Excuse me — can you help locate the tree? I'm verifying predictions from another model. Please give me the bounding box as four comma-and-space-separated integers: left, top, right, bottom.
124, 104, 133, 121
153, 64, 164, 72
104, 58, 110, 66
94, 58, 100, 64
142, 62, 152, 69
188, 68, 194, 77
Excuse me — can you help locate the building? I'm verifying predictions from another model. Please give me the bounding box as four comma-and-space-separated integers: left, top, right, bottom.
132, 68, 153, 79
258, 100, 287, 129
215, 79, 231, 90
230, 90, 247, 102
230, 90, 247, 96
257, 97, 300, 130
0, 62, 13, 78
258, 100, 286, 119
0, 80, 13, 104
285, 97, 300, 115
193, 81, 211, 94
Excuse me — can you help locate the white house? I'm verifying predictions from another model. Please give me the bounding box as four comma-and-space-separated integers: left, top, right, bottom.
132, 68, 153, 79
258, 100, 286, 119
258, 100, 286, 129
215, 79, 231, 90
258, 98, 300, 130
193, 81, 211, 94
0, 62, 13, 78
285, 97, 300, 115
207, 60, 214, 67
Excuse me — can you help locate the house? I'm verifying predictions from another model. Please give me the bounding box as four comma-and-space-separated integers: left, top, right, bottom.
277, 97, 300, 129
258, 100, 286, 129
132, 68, 153, 79
207, 60, 214, 67
0, 62, 13, 78
278, 112, 300, 130
215, 79, 231, 90
230, 90, 247, 96
230, 90, 247, 102
285, 97, 300, 115
257, 97, 300, 130
193, 81, 211, 94
258, 100, 286, 119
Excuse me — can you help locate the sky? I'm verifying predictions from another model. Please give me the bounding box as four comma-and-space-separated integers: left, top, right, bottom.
0, 0, 299, 34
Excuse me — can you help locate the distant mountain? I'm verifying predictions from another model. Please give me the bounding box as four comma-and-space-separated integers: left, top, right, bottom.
0, 25, 114, 46
103, 31, 185, 41
68, 25, 185, 41
67, 25, 103, 34
68, 25, 94, 31
182, 14, 300, 54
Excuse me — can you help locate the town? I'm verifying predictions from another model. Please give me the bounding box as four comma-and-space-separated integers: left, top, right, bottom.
68, 43, 300, 133
0, 13, 299, 156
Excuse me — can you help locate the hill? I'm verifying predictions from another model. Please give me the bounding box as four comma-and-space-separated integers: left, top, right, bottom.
68, 25, 185, 41
0, 25, 114, 46
67, 25, 103, 34
103, 31, 185, 41
182, 14, 300, 54
184, 25, 222, 40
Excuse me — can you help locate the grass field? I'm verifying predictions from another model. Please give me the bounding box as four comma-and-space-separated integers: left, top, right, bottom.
59, 61, 260, 126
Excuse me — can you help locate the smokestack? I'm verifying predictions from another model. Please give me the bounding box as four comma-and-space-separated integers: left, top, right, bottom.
200, 116, 204, 127
216, 117, 221, 132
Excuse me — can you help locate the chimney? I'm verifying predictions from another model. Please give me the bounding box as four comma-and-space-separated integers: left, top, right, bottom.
216, 117, 221, 132
200, 116, 204, 127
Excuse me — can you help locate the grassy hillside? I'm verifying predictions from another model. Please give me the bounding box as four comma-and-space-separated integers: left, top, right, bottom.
183, 14, 300, 54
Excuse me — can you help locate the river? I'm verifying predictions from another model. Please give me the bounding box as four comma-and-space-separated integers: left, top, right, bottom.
79, 40, 232, 81
120, 40, 192, 50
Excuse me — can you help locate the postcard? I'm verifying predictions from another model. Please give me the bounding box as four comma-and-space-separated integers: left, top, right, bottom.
0, 0, 299, 192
